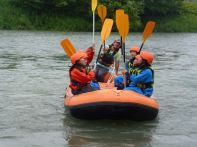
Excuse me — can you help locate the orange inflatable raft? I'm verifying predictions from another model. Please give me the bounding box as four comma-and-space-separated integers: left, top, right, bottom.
64, 83, 159, 120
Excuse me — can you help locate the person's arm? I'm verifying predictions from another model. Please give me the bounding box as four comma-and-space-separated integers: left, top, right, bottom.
71, 68, 95, 84
86, 44, 95, 65
114, 51, 121, 75
115, 60, 120, 75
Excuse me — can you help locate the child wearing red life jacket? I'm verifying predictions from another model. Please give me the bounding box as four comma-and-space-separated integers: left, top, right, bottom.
69, 45, 99, 95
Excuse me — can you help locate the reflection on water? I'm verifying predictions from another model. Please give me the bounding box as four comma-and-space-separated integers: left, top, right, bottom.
63, 116, 158, 146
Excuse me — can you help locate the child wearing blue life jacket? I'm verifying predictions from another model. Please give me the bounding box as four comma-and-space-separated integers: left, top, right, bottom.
124, 51, 154, 97
114, 46, 140, 90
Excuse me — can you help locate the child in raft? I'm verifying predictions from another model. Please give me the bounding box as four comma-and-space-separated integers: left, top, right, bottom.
69, 44, 100, 95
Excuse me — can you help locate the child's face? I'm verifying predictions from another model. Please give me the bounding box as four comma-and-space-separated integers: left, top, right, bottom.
130, 51, 137, 59
79, 57, 88, 66
133, 56, 143, 66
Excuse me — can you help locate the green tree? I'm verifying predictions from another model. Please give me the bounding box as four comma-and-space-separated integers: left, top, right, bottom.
143, 0, 183, 18
98, 0, 144, 31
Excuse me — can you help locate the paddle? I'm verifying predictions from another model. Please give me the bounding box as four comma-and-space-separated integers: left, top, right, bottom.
97, 5, 107, 24
61, 38, 76, 58
115, 9, 124, 56
139, 21, 156, 53
120, 14, 129, 44
116, 13, 129, 87
116, 9, 124, 33
120, 14, 129, 63
96, 18, 114, 63
91, 0, 97, 43
116, 12, 130, 62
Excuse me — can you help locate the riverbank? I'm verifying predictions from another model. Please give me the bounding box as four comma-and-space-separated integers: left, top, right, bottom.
0, 1, 197, 32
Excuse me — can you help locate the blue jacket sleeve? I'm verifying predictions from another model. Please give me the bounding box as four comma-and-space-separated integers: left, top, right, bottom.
130, 69, 153, 86
129, 68, 153, 97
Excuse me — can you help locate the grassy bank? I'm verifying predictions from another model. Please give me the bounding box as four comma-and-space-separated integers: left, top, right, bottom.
0, 0, 197, 32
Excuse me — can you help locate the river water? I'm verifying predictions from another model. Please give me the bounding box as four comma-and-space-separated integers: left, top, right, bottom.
0, 30, 197, 146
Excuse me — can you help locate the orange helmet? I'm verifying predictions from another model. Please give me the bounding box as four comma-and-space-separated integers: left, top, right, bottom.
70, 51, 88, 64
140, 51, 154, 65
130, 46, 140, 53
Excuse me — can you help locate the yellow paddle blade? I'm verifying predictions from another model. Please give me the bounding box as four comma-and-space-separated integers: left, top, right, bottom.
122, 14, 129, 42
142, 21, 156, 43
91, 0, 97, 11
101, 19, 114, 44
60, 38, 76, 57
118, 13, 129, 42
97, 5, 107, 23
116, 9, 124, 33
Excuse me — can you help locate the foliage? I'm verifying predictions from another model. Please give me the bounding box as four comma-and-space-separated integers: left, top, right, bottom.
0, 0, 33, 29
10, 0, 185, 24
154, 1, 197, 32
1, 0, 197, 32
11, 0, 91, 19
180, 2, 197, 14
155, 13, 197, 32
143, 0, 184, 18
122, 0, 144, 31
98, 0, 144, 31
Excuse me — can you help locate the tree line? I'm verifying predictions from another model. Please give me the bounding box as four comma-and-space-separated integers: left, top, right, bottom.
10, 0, 184, 31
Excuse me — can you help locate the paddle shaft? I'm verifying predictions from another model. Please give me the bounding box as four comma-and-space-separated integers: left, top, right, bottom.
120, 37, 123, 55
93, 12, 95, 43
96, 44, 103, 63
123, 42, 126, 63
120, 37, 126, 63
92, 0, 97, 43
139, 42, 144, 53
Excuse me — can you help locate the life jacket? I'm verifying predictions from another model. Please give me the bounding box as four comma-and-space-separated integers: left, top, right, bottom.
125, 59, 142, 86
127, 59, 142, 75
98, 45, 119, 67
126, 61, 154, 89
69, 64, 88, 91
69, 79, 83, 91
135, 67, 154, 89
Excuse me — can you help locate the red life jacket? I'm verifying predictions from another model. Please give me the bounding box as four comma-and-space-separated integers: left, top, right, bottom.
69, 65, 95, 91
68, 47, 95, 91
